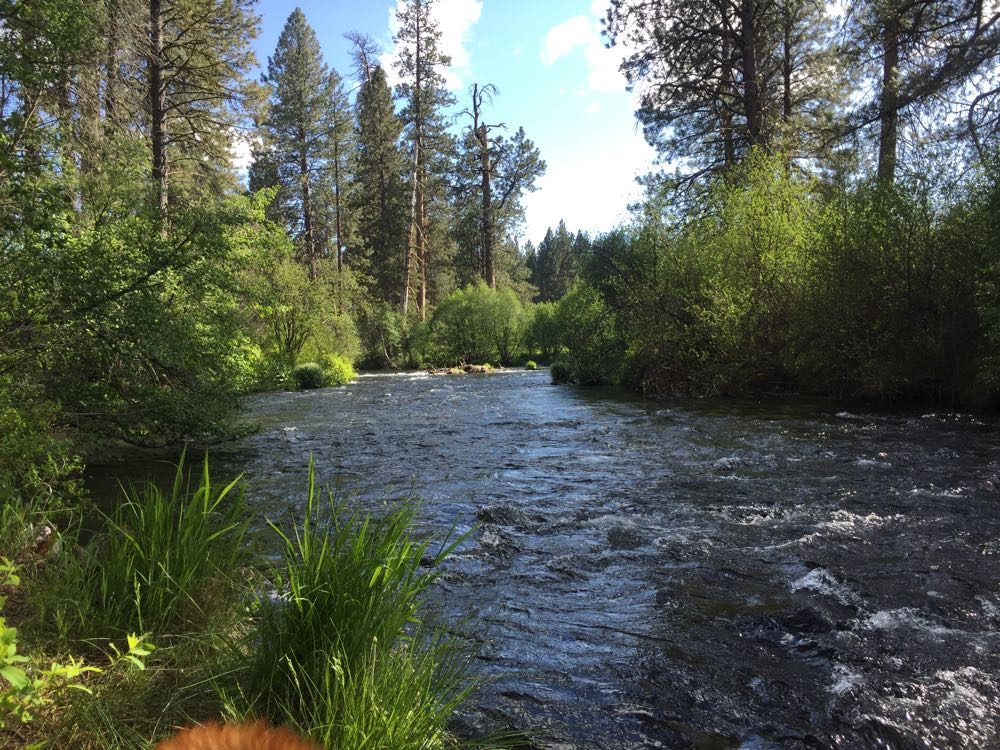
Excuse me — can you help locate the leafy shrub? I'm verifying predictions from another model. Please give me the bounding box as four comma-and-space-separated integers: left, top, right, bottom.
1, 558, 153, 730
321, 354, 356, 386
291, 363, 325, 390
235, 463, 473, 748
524, 301, 561, 360
357, 302, 404, 369
524, 360, 538, 370
429, 283, 527, 366
555, 283, 623, 385
551, 359, 574, 384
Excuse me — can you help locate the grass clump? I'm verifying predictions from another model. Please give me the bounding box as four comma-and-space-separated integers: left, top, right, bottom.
291, 363, 325, 390
321, 353, 356, 386
232, 463, 473, 749
37, 452, 249, 646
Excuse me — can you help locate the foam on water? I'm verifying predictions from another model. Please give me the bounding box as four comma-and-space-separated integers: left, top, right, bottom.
790, 567, 861, 606
829, 664, 864, 696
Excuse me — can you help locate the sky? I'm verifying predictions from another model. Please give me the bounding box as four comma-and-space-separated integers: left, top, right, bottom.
248, 0, 656, 246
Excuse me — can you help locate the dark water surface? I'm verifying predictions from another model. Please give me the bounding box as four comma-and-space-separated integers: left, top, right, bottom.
94, 370, 1000, 748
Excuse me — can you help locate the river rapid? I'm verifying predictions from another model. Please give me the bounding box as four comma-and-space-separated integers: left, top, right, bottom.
95, 369, 1000, 748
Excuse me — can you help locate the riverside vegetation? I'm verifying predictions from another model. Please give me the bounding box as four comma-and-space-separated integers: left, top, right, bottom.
1, 456, 476, 749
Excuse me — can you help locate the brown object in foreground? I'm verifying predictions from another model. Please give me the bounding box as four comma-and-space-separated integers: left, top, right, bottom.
154, 721, 321, 750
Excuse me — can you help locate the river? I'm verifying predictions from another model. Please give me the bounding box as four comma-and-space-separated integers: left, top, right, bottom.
91, 369, 1000, 749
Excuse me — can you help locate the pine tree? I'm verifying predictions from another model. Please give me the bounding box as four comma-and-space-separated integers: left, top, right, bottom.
255, 8, 340, 279
531, 221, 579, 302
353, 65, 408, 304
394, 0, 455, 318
454, 85, 546, 288
146, 0, 258, 213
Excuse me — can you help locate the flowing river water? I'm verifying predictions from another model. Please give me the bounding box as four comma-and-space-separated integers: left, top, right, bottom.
92, 369, 1000, 748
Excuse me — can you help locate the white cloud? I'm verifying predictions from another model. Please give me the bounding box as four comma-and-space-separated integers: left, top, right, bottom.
540, 16, 592, 66
230, 132, 257, 174
539, 12, 627, 94
381, 0, 483, 91
586, 100, 601, 113
522, 136, 656, 243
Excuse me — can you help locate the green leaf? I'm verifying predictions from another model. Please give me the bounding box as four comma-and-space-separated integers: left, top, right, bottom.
0, 664, 30, 689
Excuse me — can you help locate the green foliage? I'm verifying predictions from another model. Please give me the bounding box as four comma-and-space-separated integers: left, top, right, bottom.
38, 454, 248, 644
429, 283, 527, 366
554, 283, 623, 385
550, 359, 574, 385
1, 558, 153, 732
357, 302, 406, 369
234, 462, 473, 749
576, 150, 1000, 406
292, 363, 326, 390
321, 354, 357, 386
524, 301, 562, 361
524, 360, 537, 370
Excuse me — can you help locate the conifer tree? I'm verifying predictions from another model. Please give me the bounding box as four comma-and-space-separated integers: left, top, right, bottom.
353, 65, 408, 304
255, 8, 340, 278
394, 0, 455, 318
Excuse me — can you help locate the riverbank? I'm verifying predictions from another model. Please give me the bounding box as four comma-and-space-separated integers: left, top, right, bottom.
0, 456, 481, 749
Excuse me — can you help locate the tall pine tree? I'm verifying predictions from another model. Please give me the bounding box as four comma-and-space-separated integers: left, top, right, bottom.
253, 8, 340, 279
394, 0, 455, 318
353, 64, 408, 304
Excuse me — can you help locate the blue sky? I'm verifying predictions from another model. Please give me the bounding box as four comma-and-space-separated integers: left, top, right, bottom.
249, 0, 655, 245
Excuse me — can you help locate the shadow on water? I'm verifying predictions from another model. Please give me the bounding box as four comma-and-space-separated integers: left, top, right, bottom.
87, 369, 1000, 749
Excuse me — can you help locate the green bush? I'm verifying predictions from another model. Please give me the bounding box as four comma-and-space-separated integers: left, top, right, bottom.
429, 283, 527, 366
235, 463, 473, 749
555, 283, 623, 385
551, 359, 574, 384
524, 360, 538, 370
291, 362, 325, 390
1, 558, 154, 732
524, 301, 561, 360
321, 354, 356, 386
357, 302, 405, 369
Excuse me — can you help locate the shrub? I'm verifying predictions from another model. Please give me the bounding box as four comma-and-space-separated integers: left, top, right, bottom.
291, 363, 325, 390
524, 360, 538, 370
429, 283, 527, 366
357, 303, 404, 369
321, 354, 356, 386
551, 359, 574, 384
524, 301, 561, 360
1, 558, 154, 731
234, 463, 474, 749
555, 283, 623, 385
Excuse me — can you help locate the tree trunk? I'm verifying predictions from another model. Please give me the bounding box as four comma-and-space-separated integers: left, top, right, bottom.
149, 0, 167, 213
417, 168, 427, 320
479, 123, 494, 287
298, 127, 317, 280
740, 0, 764, 149
401, 2, 423, 316
782, 3, 793, 122
334, 137, 343, 272
878, 12, 900, 185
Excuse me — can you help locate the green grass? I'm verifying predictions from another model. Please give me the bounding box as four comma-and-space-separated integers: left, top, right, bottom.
231, 461, 474, 749
10, 458, 488, 750
35, 451, 249, 647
